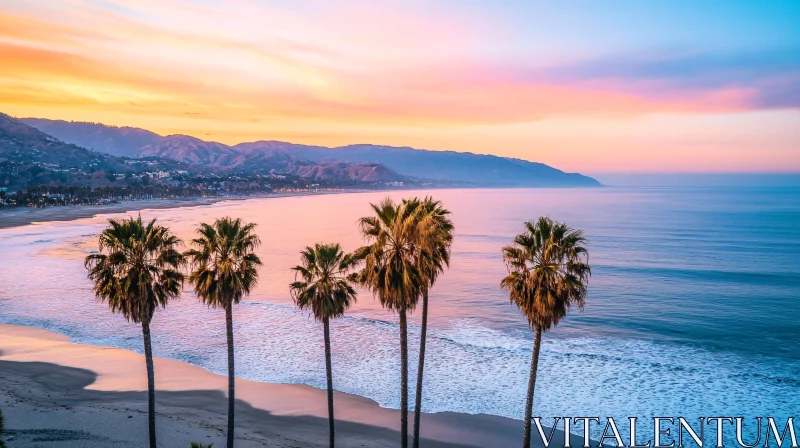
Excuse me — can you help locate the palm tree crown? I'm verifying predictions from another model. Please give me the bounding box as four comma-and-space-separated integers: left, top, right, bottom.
352, 198, 423, 311
85, 215, 185, 323
501, 216, 590, 331
185, 217, 262, 309
290, 243, 357, 321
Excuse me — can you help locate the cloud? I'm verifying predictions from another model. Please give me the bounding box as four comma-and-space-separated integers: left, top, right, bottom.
0, 0, 797, 174
523, 48, 800, 109
3, 0, 798, 131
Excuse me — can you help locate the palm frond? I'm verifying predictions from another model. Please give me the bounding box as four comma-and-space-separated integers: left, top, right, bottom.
185, 217, 262, 309
85, 215, 185, 323
290, 243, 357, 321
350, 197, 454, 313
501, 217, 590, 332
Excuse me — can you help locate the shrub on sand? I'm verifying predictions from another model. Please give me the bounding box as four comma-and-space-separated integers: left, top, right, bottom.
0, 407, 6, 448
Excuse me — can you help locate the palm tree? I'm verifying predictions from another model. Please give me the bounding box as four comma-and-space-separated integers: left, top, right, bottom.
408, 198, 454, 448
185, 217, 262, 448
84, 216, 185, 448
501, 217, 590, 448
290, 243, 358, 448
352, 198, 422, 448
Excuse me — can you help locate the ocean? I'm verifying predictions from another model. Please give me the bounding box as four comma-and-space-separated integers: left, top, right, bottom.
1, 187, 798, 440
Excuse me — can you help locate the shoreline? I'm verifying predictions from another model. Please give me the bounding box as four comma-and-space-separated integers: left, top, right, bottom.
0, 191, 354, 230
0, 197, 226, 229
0, 323, 579, 447
0, 185, 607, 230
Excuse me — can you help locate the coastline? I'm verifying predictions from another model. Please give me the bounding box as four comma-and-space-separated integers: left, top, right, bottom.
0, 186, 604, 230
0, 191, 353, 230
0, 323, 577, 447
0, 191, 526, 447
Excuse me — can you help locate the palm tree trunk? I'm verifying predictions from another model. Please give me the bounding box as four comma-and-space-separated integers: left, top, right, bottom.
399, 307, 409, 448
141, 319, 157, 448
522, 328, 543, 448
323, 317, 335, 448
225, 304, 236, 448
412, 290, 429, 448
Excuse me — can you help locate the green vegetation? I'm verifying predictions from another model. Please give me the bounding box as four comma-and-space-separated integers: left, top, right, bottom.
186, 218, 262, 448
84, 216, 186, 448
501, 217, 591, 448
190, 443, 213, 448
79, 198, 590, 448
290, 243, 358, 448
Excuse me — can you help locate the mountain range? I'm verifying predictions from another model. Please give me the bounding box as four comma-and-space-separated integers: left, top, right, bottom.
0, 113, 197, 189
19, 118, 600, 187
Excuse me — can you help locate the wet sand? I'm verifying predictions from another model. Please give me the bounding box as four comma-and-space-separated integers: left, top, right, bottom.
0, 191, 357, 230
0, 324, 577, 447
0, 198, 226, 230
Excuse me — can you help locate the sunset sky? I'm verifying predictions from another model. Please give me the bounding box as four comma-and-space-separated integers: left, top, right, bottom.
1, 0, 798, 173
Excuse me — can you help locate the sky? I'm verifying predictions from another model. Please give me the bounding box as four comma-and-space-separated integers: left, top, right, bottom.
0, 0, 798, 173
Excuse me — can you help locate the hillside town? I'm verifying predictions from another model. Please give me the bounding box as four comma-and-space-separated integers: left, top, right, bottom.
0, 162, 366, 208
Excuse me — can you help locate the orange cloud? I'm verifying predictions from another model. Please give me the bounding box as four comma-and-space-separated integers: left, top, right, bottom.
0, 1, 767, 125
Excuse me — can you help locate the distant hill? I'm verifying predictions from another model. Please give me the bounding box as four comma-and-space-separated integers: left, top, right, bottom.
21, 118, 600, 187
18, 118, 405, 184
136, 135, 406, 183
140, 135, 243, 166
0, 113, 124, 169
19, 118, 161, 158
330, 144, 598, 186
235, 141, 600, 187
294, 162, 405, 183
0, 113, 193, 189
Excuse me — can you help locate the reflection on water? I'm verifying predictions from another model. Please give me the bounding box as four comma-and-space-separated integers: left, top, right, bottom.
1, 187, 798, 440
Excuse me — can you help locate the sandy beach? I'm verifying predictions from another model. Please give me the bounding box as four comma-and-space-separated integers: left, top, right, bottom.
0, 198, 228, 230
0, 191, 360, 230
0, 324, 580, 447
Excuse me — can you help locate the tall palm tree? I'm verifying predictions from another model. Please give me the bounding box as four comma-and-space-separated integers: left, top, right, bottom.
500, 217, 591, 448
85, 216, 185, 448
290, 243, 358, 448
352, 198, 422, 448
501, 217, 590, 448
185, 217, 262, 448
408, 197, 454, 448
